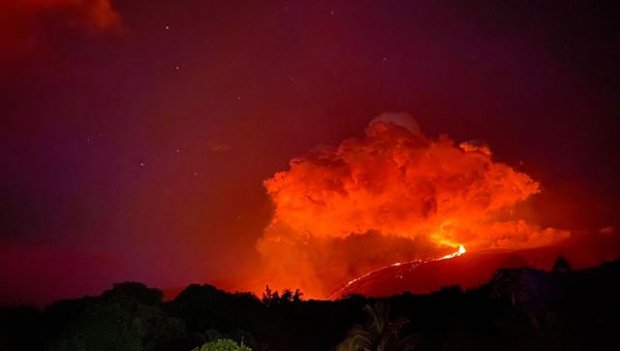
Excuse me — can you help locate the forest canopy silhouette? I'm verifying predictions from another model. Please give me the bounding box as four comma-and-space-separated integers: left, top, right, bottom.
1, 257, 620, 351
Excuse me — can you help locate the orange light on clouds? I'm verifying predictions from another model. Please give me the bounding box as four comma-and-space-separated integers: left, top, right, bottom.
255, 114, 569, 298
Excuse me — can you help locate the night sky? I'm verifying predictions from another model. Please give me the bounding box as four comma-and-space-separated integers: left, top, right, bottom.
2, 0, 620, 305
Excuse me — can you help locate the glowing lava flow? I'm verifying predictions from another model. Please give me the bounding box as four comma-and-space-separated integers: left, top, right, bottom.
438, 244, 467, 260
327, 245, 467, 300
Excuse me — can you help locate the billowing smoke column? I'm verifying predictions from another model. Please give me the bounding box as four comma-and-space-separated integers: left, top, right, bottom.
257, 114, 569, 298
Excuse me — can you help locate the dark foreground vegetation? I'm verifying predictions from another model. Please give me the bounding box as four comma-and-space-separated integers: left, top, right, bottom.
1, 257, 619, 351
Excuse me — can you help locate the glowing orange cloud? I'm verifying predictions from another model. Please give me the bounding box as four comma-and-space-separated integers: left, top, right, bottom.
256, 114, 569, 298
0, 0, 120, 62
22, 0, 120, 28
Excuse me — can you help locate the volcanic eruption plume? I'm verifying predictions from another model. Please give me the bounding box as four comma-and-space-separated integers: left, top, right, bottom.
256, 114, 569, 298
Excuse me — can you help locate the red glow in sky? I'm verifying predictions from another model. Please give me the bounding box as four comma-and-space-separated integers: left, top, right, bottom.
2, 0, 620, 305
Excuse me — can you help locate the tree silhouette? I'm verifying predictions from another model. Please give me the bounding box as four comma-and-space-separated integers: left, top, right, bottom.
192, 338, 251, 351
552, 256, 572, 274
261, 286, 303, 305
46, 283, 184, 351
335, 302, 416, 351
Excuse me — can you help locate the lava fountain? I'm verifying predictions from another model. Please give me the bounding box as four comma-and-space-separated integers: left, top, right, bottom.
255, 113, 569, 298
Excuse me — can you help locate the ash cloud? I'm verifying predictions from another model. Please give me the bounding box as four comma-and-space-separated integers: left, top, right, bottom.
256, 113, 569, 297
